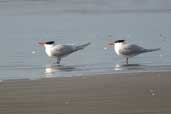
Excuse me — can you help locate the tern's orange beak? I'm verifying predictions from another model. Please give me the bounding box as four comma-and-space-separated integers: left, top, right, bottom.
38, 42, 45, 46
107, 42, 114, 46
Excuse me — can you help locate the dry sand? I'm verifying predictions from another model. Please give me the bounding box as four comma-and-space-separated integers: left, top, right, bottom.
0, 71, 171, 114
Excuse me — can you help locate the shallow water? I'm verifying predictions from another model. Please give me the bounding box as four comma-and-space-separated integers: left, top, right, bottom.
0, 0, 171, 80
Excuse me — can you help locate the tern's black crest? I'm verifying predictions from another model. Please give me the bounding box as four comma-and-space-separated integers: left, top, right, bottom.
114, 40, 125, 43
45, 41, 55, 45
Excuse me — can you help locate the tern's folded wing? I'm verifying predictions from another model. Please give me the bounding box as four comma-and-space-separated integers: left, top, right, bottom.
120, 44, 145, 56
52, 45, 75, 57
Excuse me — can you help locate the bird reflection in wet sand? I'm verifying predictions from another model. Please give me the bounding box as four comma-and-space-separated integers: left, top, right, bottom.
45, 64, 76, 78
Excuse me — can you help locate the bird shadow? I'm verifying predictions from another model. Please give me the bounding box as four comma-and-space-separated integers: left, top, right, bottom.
114, 63, 146, 71
121, 64, 142, 67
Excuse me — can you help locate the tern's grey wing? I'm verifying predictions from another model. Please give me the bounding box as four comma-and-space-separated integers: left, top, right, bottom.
120, 44, 145, 56
52, 45, 75, 57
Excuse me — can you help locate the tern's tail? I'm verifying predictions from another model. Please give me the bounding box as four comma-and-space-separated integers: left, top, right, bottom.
74, 42, 91, 51
143, 48, 160, 53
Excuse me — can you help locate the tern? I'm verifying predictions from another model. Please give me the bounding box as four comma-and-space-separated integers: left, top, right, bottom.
108, 40, 160, 64
38, 41, 90, 64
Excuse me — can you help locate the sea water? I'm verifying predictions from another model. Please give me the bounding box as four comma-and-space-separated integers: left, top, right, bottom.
0, 0, 171, 80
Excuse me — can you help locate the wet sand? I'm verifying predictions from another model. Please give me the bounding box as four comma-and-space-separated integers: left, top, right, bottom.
0, 71, 171, 114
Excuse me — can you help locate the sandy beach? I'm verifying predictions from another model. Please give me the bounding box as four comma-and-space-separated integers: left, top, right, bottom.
0, 71, 171, 114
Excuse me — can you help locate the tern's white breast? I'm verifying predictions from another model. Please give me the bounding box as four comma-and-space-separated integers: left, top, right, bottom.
45, 45, 54, 57
114, 43, 123, 56
45, 48, 53, 57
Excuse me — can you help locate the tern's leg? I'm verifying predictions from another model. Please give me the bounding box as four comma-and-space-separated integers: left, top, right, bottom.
126, 58, 128, 65
57, 58, 61, 64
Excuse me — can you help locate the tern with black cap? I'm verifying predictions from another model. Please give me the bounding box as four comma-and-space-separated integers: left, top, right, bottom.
108, 40, 160, 64
38, 41, 90, 64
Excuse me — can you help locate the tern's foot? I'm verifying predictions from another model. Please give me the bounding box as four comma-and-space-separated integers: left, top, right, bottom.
56, 58, 61, 65
52, 62, 62, 67
56, 60, 61, 65
56, 63, 62, 66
